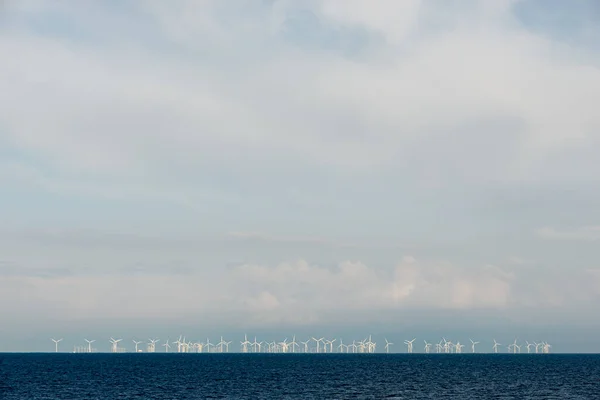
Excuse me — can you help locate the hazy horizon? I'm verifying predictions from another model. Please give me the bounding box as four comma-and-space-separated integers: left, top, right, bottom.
1, 0, 600, 352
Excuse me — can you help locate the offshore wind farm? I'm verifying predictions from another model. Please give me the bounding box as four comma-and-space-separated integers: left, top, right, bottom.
49, 334, 553, 354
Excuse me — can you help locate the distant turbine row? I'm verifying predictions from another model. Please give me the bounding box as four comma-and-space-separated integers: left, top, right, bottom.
50, 335, 552, 354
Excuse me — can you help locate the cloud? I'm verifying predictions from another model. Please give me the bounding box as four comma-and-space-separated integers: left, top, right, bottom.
227, 231, 352, 247
226, 231, 411, 249
1, 0, 600, 345
231, 258, 515, 320
0, 250, 597, 331
2, 0, 600, 191
536, 226, 600, 241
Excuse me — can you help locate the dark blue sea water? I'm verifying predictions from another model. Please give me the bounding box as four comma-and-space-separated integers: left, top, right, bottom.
1, 354, 599, 399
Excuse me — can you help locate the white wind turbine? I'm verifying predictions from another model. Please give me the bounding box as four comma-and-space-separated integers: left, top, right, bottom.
404, 338, 416, 353
526, 341, 534, 354
51, 338, 63, 353
543, 342, 551, 354
173, 337, 183, 353
358, 339, 366, 353
240, 335, 251, 353
198, 341, 205, 353
469, 339, 479, 353
328, 338, 337, 353
84, 339, 95, 353
511, 339, 520, 354
148, 338, 159, 353
110, 337, 122, 353
163, 340, 171, 352
424, 340, 432, 354
384, 338, 393, 354
133, 340, 142, 353
493, 340, 501, 353
217, 336, 226, 353
301, 340, 310, 353
312, 337, 324, 353
442, 338, 450, 353
350, 341, 357, 354
289, 336, 298, 353
280, 338, 289, 353
445, 340, 453, 353
250, 337, 259, 353
436, 340, 443, 353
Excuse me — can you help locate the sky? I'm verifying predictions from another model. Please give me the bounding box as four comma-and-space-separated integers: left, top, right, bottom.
1, 0, 600, 353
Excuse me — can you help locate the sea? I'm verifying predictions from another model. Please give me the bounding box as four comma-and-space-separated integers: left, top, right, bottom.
0, 353, 598, 399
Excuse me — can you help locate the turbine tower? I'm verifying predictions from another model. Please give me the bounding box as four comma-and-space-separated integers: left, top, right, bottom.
147, 338, 159, 353
384, 338, 393, 354
469, 339, 479, 353
110, 337, 123, 353
492, 339, 501, 354
133, 340, 142, 353
424, 340, 432, 354
84, 339, 95, 353
51, 338, 63, 353
526, 341, 534, 354
404, 338, 415, 353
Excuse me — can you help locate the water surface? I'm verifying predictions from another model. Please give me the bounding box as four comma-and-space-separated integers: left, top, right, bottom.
1, 353, 598, 399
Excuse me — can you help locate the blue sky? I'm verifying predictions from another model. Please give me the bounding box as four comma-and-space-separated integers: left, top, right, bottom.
1, 0, 600, 352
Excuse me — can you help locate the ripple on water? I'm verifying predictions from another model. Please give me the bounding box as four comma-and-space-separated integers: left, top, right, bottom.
0, 354, 599, 399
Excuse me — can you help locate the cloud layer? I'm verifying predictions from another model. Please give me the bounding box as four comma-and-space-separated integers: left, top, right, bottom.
1, 1, 600, 348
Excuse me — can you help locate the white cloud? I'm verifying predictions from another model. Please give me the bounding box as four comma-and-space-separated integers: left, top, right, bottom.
536, 226, 600, 241
318, 0, 422, 44
1, 0, 600, 190
1, 1, 600, 340
231, 258, 515, 321
0, 246, 597, 330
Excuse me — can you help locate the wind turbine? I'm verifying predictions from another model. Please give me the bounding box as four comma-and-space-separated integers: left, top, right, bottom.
469, 339, 479, 353
493, 339, 501, 354
442, 338, 450, 353
544, 342, 551, 354
280, 338, 289, 353
404, 338, 416, 353
312, 337, 324, 353
217, 336, 226, 353
110, 337, 122, 353
424, 340, 432, 354
173, 337, 183, 353
328, 338, 337, 353
384, 338, 393, 354
163, 340, 171, 353
337, 339, 346, 354
300, 340, 310, 353
289, 335, 298, 353
84, 339, 95, 353
526, 341, 534, 354
511, 339, 520, 354
240, 334, 251, 353
349, 341, 357, 353
133, 340, 142, 353
250, 337, 259, 353
250, 337, 260, 353
148, 338, 159, 353
51, 338, 63, 353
